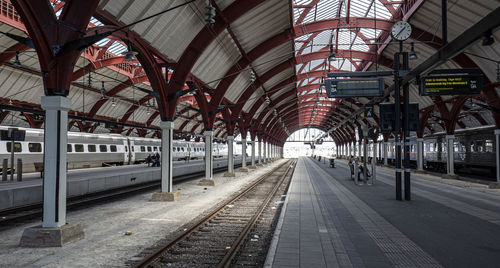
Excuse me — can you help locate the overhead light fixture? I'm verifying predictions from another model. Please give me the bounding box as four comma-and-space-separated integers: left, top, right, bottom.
147, 108, 151, 115
111, 98, 117, 107
205, 1, 216, 25
409, 42, 418, 60
121, 44, 138, 62
265, 95, 270, 105
12, 51, 21, 66
250, 70, 256, 83
100, 81, 106, 97
482, 30, 495, 46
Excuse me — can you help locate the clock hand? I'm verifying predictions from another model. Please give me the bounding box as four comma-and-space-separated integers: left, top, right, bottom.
396, 27, 405, 39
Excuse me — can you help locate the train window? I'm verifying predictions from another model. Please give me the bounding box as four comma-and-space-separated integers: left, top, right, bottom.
6, 142, 22, 152
141, 146, 145, 152
110, 145, 117, 152
75, 144, 84, 152
181, 147, 184, 152
485, 140, 494, 153
147, 146, 152, 152
125, 146, 128, 152
67, 144, 72, 152
131, 146, 135, 152
100, 145, 107, 152
88, 145, 96, 152
159, 147, 161, 152
153, 146, 157, 151
476, 141, 484, 152
28, 143, 42, 152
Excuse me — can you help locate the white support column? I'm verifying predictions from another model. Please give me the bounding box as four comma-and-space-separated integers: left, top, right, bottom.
348, 143, 351, 157
445, 135, 456, 178
263, 141, 267, 162
227, 135, 234, 174
383, 141, 388, 166
417, 138, 424, 171
160, 121, 174, 192
241, 138, 247, 168
251, 140, 256, 166
41, 96, 71, 228
496, 129, 500, 183
258, 140, 262, 164
204, 130, 214, 180
358, 141, 362, 159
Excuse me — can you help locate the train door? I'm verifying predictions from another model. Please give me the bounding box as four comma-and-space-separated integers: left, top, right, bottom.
123, 140, 129, 164
128, 139, 136, 163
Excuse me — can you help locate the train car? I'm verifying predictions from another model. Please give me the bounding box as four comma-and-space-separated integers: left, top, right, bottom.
0, 126, 129, 172
424, 126, 496, 173
0, 126, 233, 173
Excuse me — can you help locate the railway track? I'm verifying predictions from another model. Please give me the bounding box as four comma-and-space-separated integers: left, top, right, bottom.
133, 159, 296, 268
0, 163, 245, 227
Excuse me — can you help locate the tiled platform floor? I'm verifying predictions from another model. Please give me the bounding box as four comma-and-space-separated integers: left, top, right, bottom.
266, 157, 500, 268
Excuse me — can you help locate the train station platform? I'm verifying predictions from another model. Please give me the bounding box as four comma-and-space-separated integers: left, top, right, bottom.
0, 159, 284, 267
0, 157, 243, 210
266, 157, 500, 267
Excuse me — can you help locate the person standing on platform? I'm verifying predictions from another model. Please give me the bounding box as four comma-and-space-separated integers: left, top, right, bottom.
147, 154, 152, 167
155, 152, 161, 167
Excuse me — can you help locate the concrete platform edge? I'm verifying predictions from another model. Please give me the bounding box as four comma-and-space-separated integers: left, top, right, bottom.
263, 163, 296, 267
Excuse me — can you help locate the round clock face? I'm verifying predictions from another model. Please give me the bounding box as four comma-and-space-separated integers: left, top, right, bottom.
391, 21, 412, 41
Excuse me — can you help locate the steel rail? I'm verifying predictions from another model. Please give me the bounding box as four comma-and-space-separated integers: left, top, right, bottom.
134, 160, 293, 268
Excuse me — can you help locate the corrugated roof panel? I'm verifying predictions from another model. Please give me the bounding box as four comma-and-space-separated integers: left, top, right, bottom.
225, 71, 252, 103
253, 41, 293, 76
191, 29, 241, 89
242, 87, 264, 113
264, 68, 294, 91
231, 0, 290, 52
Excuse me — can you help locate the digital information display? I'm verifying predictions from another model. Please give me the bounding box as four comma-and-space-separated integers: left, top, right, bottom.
420, 75, 483, 96
325, 78, 384, 98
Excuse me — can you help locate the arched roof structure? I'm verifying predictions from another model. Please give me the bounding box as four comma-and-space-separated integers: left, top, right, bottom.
0, 0, 499, 145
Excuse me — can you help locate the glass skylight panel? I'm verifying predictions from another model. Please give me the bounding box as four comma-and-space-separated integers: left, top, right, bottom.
108, 41, 128, 55
315, 0, 340, 20
95, 37, 111, 47
309, 59, 325, 70
366, 1, 392, 18
90, 17, 104, 26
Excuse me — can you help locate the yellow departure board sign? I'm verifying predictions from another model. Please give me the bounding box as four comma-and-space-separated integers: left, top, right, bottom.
420, 75, 482, 96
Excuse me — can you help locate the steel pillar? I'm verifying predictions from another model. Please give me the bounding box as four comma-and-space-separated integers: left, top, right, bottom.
383, 142, 388, 166
41, 96, 71, 228
417, 138, 424, 171
227, 135, 234, 173
204, 130, 214, 180
446, 135, 455, 175
496, 129, 500, 182
160, 121, 174, 193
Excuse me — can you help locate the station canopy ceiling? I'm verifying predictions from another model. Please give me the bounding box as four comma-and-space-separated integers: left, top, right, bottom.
0, 0, 499, 142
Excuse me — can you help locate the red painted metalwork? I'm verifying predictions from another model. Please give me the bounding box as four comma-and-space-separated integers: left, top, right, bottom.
0, 42, 28, 64
11, 0, 100, 96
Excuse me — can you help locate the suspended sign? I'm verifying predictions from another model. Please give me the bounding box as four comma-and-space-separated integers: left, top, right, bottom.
420, 74, 483, 96
325, 78, 384, 98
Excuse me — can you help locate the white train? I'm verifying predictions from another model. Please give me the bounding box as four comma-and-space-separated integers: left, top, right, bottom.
0, 126, 229, 173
